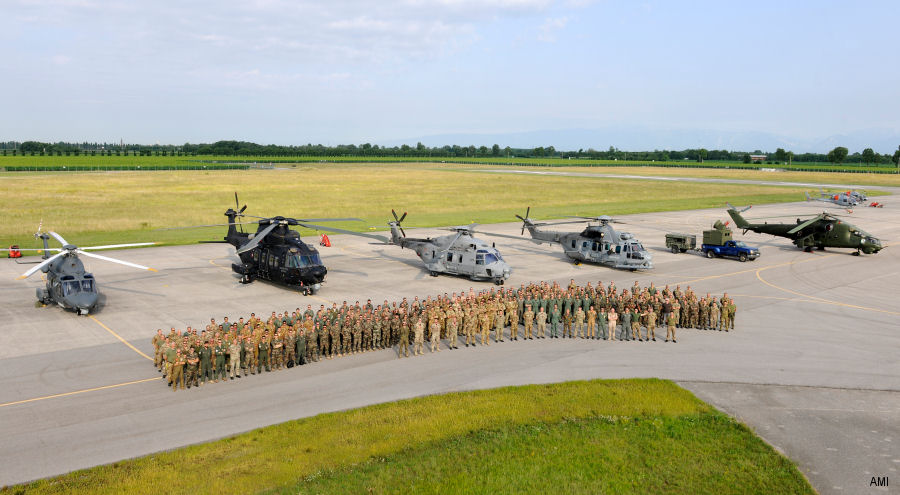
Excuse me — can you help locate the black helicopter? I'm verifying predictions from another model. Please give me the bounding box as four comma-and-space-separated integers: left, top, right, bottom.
16, 230, 156, 315
176, 194, 363, 294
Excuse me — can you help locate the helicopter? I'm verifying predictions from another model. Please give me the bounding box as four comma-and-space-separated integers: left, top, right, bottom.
805, 189, 859, 207
485, 207, 653, 270
726, 203, 883, 255
311, 210, 512, 284
16, 231, 156, 315
179, 194, 364, 295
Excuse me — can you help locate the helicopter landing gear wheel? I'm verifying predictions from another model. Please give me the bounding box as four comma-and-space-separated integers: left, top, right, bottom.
430, 271, 439, 277
240, 274, 253, 284
852, 251, 861, 256
573, 260, 581, 266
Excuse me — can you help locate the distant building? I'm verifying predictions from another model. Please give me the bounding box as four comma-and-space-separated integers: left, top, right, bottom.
750, 154, 767, 162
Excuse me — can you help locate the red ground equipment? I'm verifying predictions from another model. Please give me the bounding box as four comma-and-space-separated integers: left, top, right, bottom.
8, 245, 22, 258
319, 234, 331, 247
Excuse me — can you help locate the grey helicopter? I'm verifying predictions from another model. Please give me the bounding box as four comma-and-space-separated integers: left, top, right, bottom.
485, 207, 653, 271
805, 189, 860, 207
16, 230, 156, 315
312, 210, 512, 284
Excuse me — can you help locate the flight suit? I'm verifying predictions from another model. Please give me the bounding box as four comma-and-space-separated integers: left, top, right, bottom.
549, 307, 561, 338
257, 339, 270, 373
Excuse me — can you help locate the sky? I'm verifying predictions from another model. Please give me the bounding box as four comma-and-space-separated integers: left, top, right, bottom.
3, 0, 900, 151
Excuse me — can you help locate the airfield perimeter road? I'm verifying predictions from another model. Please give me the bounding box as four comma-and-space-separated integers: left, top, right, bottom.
1, 199, 898, 494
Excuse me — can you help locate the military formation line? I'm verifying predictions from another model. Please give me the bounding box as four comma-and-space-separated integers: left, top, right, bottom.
153, 279, 738, 390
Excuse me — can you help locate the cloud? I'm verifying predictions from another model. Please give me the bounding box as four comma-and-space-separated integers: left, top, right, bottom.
537, 16, 568, 42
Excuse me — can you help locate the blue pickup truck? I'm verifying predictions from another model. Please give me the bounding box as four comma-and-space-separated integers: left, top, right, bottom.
665, 220, 761, 262
701, 240, 760, 262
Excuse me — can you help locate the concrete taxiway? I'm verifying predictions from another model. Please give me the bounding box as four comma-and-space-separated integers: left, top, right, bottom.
0, 199, 898, 493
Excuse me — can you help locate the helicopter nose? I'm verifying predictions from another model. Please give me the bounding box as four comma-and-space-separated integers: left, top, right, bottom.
73, 292, 97, 313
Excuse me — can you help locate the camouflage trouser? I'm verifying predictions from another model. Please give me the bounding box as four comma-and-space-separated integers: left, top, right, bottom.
536, 322, 546, 338
307, 341, 317, 362
286, 349, 295, 367
398, 338, 409, 357
508, 323, 517, 340
524, 321, 533, 339
631, 322, 641, 341
574, 321, 584, 338
319, 335, 327, 357
447, 326, 458, 347
586, 319, 595, 338
329, 333, 338, 357
667, 324, 676, 341
709, 314, 719, 331
155, 350, 163, 370
414, 337, 424, 355
647, 324, 656, 340
430, 332, 440, 352
341, 332, 351, 355
242, 350, 253, 373
250, 350, 259, 374
272, 347, 283, 369
353, 332, 361, 353
699, 312, 708, 329
186, 366, 198, 388
165, 361, 173, 382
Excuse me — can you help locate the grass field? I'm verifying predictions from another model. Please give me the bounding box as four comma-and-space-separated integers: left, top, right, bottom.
2, 153, 897, 174
0, 163, 816, 248
14, 379, 814, 495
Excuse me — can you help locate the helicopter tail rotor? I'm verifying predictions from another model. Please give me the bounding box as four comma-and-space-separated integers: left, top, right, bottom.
391, 209, 408, 237
515, 206, 531, 235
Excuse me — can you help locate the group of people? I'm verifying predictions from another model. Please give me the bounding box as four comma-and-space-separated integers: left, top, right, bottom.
153, 279, 737, 391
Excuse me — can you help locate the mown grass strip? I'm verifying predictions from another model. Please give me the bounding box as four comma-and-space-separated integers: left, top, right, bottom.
0, 165, 812, 248
285, 414, 813, 495
15, 379, 812, 495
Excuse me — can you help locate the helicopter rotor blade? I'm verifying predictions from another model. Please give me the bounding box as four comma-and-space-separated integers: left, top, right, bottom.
155, 222, 259, 230
399, 212, 407, 223
296, 218, 364, 223
234, 192, 240, 211
77, 250, 157, 272
392, 209, 399, 222
16, 251, 66, 279
235, 222, 280, 254
239, 205, 247, 213
79, 242, 157, 251
298, 223, 390, 243
48, 231, 69, 246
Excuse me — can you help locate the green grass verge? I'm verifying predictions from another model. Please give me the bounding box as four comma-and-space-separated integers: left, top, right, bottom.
2, 154, 897, 174
14, 379, 813, 495
0, 164, 816, 248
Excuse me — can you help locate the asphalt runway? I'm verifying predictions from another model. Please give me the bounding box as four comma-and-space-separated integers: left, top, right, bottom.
1, 197, 898, 494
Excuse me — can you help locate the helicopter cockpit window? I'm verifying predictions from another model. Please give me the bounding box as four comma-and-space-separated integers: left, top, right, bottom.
81, 279, 95, 292
63, 280, 81, 295
447, 253, 453, 262
571, 240, 577, 249
475, 250, 485, 265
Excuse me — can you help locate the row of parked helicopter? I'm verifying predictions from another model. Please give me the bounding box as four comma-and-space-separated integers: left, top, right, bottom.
14, 193, 884, 315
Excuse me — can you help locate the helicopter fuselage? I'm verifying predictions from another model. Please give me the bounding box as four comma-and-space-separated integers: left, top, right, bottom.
398, 230, 511, 284
225, 215, 327, 293
524, 223, 653, 270
38, 253, 98, 315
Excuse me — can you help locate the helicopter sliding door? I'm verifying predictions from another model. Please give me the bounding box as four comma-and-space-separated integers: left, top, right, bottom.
259, 248, 272, 280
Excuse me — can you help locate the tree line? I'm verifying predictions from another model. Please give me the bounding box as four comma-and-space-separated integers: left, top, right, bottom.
1, 140, 898, 165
